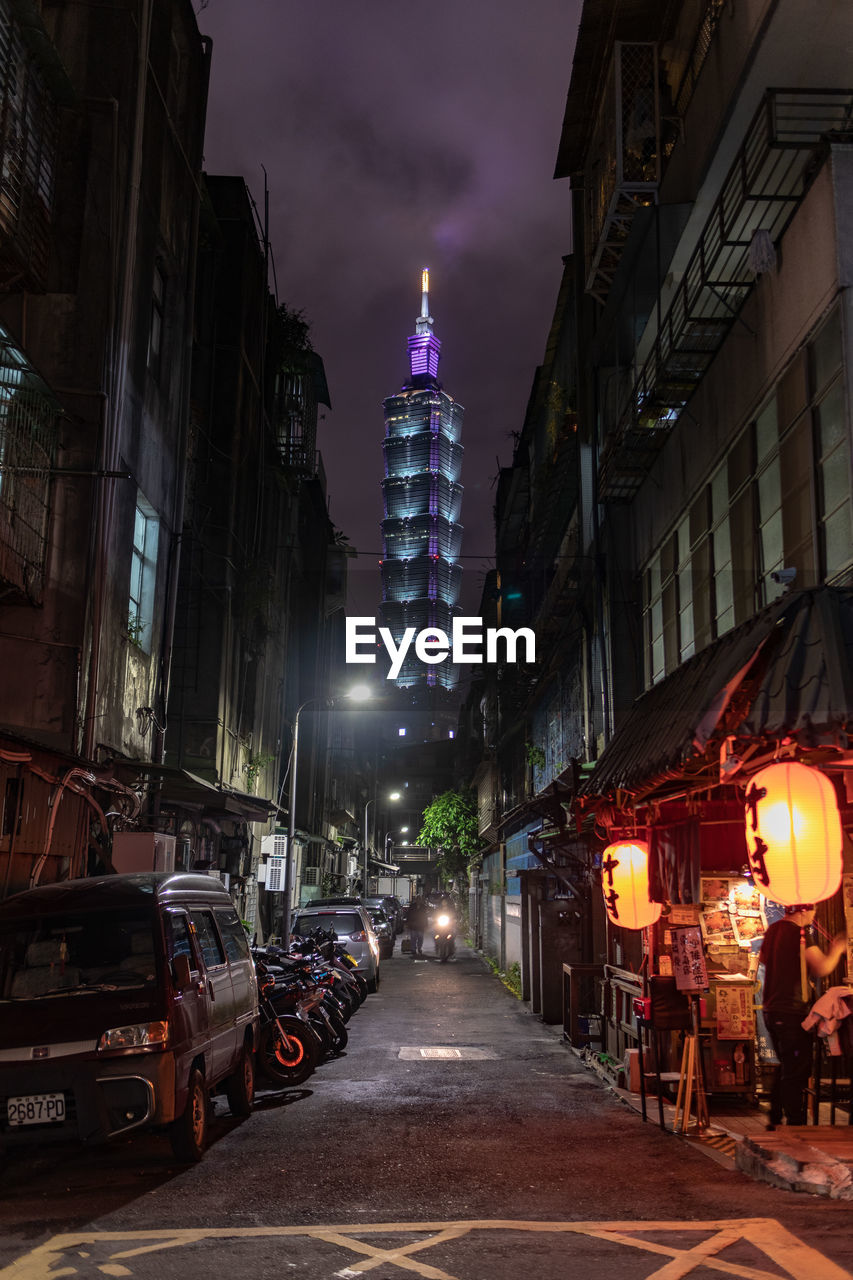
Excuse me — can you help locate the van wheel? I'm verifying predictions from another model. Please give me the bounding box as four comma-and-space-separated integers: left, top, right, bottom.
224, 1045, 255, 1118
170, 1068, 208, 1163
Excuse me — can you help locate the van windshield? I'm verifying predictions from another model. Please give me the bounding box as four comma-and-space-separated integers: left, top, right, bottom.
0, 908, 157, 1000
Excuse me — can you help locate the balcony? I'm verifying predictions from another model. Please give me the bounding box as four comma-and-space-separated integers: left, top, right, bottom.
585, 42, 661, 304
0, 4, 60, 291
599, 88, 853, 501
0, 323, 60, 602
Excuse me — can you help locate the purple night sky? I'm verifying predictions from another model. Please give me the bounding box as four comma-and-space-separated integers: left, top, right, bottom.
197, 1, 580, 614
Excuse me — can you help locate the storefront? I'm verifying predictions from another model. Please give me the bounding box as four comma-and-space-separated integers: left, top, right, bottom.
572, 586, 853, 1122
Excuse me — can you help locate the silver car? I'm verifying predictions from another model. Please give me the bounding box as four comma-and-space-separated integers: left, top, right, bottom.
291, 904, 381, 991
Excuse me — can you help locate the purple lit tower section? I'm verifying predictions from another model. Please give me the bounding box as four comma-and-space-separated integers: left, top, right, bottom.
380, 270, 464, 690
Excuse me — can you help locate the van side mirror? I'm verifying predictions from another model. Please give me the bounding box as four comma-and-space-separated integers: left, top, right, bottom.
172, 954, 192, 990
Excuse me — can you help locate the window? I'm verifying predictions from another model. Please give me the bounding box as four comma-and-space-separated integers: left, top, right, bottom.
189, 910, 225, 969
128, 495, 159, 651
810, 311, 851, 581
215, 909, 249, 963
148, 263, 166, 376
641, 306, 849, 687
165, 912, 194, 964
676, 516, 694, 661
711, 464, 734, 637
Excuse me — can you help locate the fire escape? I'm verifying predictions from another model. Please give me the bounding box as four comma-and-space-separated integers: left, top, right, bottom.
599, 88, 853, 501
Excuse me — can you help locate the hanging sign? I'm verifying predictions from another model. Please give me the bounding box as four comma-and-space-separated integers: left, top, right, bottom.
671, 926, 709, 992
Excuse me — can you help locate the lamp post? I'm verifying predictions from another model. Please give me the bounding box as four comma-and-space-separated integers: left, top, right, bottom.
281, 684, 371, 943
363, 790, 400, 896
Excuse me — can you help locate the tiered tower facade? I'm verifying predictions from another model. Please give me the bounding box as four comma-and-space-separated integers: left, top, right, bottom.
380, 271, 464, 692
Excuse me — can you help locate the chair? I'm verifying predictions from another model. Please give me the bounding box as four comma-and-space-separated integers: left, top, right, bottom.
636, 976, 693, 1129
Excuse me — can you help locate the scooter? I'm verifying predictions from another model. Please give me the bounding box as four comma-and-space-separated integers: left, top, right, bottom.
433, 910, 456, 963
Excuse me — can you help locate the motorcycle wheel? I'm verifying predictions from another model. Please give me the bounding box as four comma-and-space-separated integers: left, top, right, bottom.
259, 1019, 318, 1086
351, 972, 369, 1003
334, 985, 355, 1022
309, 1013, 334, 1057
327, 1009, 348, 1054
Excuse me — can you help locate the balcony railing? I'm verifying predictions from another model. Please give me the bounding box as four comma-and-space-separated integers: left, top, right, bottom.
0, 323, 60, 602
585, 42, 661, 303
0, 2, 58, 290
599, 88, 853, 501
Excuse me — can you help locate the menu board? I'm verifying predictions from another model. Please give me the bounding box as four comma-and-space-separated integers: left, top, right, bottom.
671, 926, 709, 992
714, 981, 756, 1040
700, 876, 766, 950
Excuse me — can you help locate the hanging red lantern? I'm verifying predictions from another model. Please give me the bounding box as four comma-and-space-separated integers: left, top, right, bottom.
744, 761, 842, 905
601, 840, 662, 930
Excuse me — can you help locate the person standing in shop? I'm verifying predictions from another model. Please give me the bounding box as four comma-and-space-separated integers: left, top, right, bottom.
758, 904, 846, 1127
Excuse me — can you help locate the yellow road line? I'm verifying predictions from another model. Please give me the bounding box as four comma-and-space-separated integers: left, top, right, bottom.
0, 1217, 848, 1280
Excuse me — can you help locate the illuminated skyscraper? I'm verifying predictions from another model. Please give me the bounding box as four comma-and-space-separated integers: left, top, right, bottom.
380, 270, 464, 695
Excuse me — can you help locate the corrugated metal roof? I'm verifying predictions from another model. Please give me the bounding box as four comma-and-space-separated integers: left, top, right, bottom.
580, 586, 853, 800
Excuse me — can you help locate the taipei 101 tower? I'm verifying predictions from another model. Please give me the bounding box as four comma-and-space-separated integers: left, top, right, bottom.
379, 270, 464, 734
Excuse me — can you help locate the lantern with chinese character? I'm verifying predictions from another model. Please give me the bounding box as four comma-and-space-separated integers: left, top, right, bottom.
601, 840, 662, 930
744, 761, 842, 905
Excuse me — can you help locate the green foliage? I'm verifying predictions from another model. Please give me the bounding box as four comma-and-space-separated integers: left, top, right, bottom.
525, 742, 546, 770
243, 752, 275, 795
276, 303, 313, 353
127, 612, 145, 646
481, 953, 522, 999
418, 788, 482, 886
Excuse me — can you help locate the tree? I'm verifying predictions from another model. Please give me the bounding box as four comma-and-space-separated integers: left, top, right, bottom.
418, 789, 482, 888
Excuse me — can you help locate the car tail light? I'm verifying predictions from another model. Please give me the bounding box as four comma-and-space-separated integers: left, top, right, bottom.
349, 930, 366, 941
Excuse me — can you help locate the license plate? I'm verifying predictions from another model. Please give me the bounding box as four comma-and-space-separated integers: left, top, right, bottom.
7, 1093, 66, 1126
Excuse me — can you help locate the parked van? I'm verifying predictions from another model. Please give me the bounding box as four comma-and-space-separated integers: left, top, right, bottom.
0, 872, 259, 1162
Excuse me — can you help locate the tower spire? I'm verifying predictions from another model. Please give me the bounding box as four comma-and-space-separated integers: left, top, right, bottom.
416, 266, 433, 335
408, 267, 440, 382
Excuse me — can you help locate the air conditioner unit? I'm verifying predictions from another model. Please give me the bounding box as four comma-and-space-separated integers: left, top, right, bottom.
302, 866, 320, 887
264, 855, 286, 893
261, 833, 288, 860
112, 832, 175, 874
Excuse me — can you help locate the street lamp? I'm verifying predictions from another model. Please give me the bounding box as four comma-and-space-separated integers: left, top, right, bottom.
282, 685, 371, 942
363, 790, 400, 896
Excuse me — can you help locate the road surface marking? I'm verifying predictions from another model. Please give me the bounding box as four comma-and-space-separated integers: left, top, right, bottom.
0, 1218, 849, 1280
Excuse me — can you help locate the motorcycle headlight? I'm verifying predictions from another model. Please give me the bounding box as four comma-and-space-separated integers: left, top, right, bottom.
436, 913, 450, 928
98, 1021, 169, 1053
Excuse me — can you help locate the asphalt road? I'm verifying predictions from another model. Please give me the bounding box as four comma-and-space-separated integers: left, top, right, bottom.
1, 941, 852, 1280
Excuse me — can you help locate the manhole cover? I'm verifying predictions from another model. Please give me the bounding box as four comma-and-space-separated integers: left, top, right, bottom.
398, 1045, 498, 1060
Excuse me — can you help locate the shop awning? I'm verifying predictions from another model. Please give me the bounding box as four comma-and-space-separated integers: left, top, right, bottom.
124, 764, 281, 824
580, 586, 853, 802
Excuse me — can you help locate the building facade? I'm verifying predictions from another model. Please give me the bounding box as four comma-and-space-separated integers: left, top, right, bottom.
0, 0, 209, 894
463, 0, 853, 1064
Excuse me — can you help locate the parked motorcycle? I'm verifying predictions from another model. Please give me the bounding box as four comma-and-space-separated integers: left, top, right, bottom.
256, 944, 349, 1055
254, 957, 321, 1086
